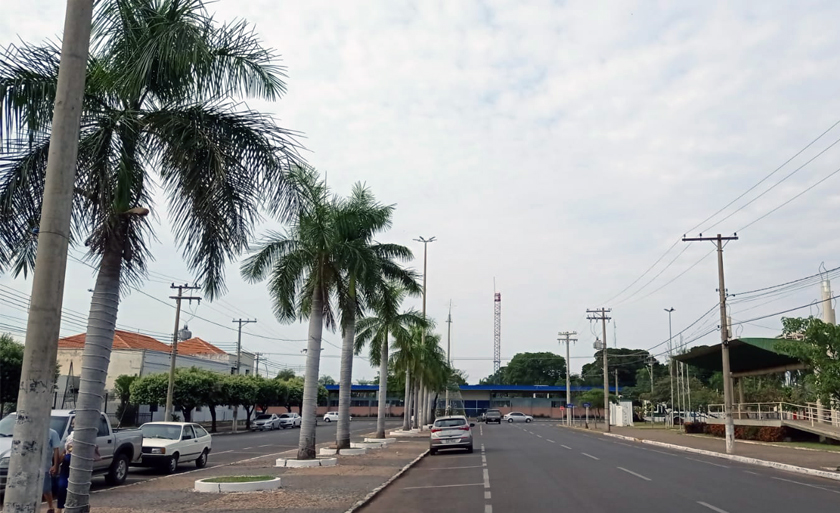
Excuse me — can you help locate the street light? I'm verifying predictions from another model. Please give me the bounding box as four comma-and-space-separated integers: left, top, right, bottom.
664, 307, 675, 428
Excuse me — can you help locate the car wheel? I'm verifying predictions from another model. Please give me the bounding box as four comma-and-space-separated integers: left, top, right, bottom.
507, 418, 513, 423
195, 449, 208, 469
430, 448, 437, 456
466, 445, 474, 454
105, 453, 129, 485
165, 454, 179, 474
526, 418, 532, 423
325, 418, 331, 422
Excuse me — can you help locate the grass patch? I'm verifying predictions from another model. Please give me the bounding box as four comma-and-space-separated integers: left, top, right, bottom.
203, 475, 275, 483
780, 441, 840, 452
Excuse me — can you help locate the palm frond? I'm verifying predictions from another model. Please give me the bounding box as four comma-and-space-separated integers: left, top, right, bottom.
145, 102, 302, 299
0, 40, 60, 145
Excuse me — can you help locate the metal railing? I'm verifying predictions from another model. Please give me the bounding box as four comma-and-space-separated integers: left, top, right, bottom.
707, 402, 840, 427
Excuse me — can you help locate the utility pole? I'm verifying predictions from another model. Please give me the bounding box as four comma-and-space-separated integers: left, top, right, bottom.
2, 2, 94, 511
164, 284, 201, 421
445, 303, 452, 416
587, 308, 611, 432
683, 233, 738, 454
558, 331, 577, 426
664, 307, 675, 427
648, 356, 655, 424
231, 318, 256, 433
414, 236, 435, 428
254, 353, 263, 377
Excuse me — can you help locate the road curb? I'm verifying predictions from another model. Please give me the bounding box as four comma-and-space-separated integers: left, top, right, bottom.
194, 477, 281, 493
343, 448, 429, 513
601, 432, 840, 482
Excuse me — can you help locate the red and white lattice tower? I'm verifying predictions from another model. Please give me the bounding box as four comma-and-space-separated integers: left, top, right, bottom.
494, 292, 501, 374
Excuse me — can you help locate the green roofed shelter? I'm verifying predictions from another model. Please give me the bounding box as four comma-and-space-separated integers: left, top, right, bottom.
673, 337, 807, 378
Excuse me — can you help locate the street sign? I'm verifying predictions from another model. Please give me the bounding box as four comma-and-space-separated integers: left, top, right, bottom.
567, 403, 575, 408
583, 402, 592, 408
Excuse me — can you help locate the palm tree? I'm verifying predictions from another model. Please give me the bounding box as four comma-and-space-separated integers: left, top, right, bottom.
354, 283, 424, 438
0, 0, 301, 504
391, 322, 438, 430
241, 167, 352, 460
415, 328, 446, 426
333, 186, 419, 450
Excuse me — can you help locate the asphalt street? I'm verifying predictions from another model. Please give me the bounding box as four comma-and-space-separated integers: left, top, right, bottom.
361, 421, 840, 513
91, 419, 399, 494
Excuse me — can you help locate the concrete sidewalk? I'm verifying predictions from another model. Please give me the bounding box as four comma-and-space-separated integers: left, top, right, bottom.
89, 436, 428, 513
607, 426, 840, 472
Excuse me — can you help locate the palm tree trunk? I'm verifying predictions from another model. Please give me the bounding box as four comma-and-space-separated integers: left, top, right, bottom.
418, 382, 425, 427
375, 333, 389, 438
66, 244, 122, 512
297, 286, 325, 460
402, 369, 411, 430
336, 308, 355, 450
412, 379, 420, 429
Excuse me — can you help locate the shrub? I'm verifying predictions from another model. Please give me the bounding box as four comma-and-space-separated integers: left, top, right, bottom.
684, 422, 706, 434
707, 424, 725, 437
757, 426, 787, 442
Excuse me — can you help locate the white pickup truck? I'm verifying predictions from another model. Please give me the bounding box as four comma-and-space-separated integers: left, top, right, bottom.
0, 409, 143, 494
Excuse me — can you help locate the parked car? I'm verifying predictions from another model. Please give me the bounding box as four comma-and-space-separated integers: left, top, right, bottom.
503, 412, 533, 423
137, 422, 212, 474
323, 411, 352, 422
0, 409, 143, 495
430, 416, 475, 455
484, 409, 502, 424
251, 413, 281, 431
278, 412, 301, 429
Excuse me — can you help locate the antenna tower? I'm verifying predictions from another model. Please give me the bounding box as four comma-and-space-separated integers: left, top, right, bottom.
494, 291, 501, 374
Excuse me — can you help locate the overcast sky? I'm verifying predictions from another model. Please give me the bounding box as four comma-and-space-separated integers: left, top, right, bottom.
3, 1, 840, 384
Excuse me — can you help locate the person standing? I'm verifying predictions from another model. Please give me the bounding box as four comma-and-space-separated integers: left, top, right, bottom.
43, 427, 60, 513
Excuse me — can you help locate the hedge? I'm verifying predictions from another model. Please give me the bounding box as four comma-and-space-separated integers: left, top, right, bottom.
684, 422, 787, 442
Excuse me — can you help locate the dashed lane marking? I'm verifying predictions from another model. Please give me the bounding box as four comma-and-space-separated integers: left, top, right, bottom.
561, 445, 572, 450
617, 467, 652, 481
421, 465, 484, 470
581, 452, 599, 460
686, 457, 729, 468
402, 483, 485, 490
697, 501, 729, 513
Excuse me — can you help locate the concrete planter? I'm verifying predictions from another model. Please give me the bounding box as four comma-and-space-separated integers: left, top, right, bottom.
364, 437, 396, 444
195, 477, 281, 493
351, 442, 384, 449
320, 447, 367, 456
389, 430, 427, 438
276, 457, 338, 468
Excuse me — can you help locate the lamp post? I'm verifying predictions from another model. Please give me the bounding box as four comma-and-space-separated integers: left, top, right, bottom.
665, 307, 675, 428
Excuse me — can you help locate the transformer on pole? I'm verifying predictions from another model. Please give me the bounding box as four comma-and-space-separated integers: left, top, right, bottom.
494, 292, 501, 374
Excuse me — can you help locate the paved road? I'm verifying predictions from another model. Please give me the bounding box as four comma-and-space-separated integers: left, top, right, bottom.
361, 421, 840, 513
92, 419, 399, 494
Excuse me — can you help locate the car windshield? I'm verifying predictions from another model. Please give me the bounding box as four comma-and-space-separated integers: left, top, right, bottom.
141, 424, 182, 440
434, 418, 467, 428
0, 414, 69, 438
279, 414, 291, 418
255, 415, 273, 420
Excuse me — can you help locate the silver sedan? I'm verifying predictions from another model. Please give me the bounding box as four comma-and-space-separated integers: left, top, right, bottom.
503, 412, 533, 423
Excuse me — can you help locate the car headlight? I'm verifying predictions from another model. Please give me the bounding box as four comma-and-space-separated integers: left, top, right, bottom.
0, 457, 9, 468
150, 448, 165, 455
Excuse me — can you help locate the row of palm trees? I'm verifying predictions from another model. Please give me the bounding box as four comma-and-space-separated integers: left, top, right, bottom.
0, 5, 455, 510
242, 166, 455, 457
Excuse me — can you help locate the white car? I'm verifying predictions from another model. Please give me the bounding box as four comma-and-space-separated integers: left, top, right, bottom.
138, 422, 212, 474
323, 411, 352, 422
251, 413, 281, 431
278, 412, 301, 429
503, 412, 533, 423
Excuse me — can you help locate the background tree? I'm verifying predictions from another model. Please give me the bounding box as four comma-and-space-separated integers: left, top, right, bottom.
0, 334, 24, 417
451, 369, 468, 386
479, 367, 506, 385
113, 374, 138, 426
191, 368, 224, 432
225, 374, 259, 430
276, 369, 297, 380
256, 378, 288, 413
0, 0, 303, 501
581, 348, 656, 388
503, 352, 566, 385
319, 375, 336, 386
779, 316, 838, 404
130, 369, 208, 422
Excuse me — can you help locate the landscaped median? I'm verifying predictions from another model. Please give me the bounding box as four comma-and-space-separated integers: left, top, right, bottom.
87, 435, 430, 513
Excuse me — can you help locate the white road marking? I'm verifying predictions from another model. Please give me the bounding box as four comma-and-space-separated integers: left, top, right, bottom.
402, 483, 485, 490
581, 452, 599, 460
213, 450, 234, 454
617, 467, 652, 481
483, 468, 490, 488
546, 439, 555, 443
485, 505, 493, 513
259, 444, 272, 447
697, 501, 730, 513
648, 449, 677, 457
242, 447, 254, 450
771, 476, 840, 495
686, 457, 729, 468
422, 465, 484, 470
743, 470, 759, 475
561, 445, 572, 450
536, 434, 543, 438
480, 425, 484, 436
485, 491, 492, 499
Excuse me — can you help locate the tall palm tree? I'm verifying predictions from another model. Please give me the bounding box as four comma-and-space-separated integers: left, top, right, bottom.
415, 328, 445, 425
333, 187, 419, 449
241, 167, 355, 460
354, 283, 424, 438
391, 322, 438, 430
0, 0, 301, 505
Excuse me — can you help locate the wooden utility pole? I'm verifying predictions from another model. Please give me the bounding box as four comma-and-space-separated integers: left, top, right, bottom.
683, 233, 738, 453
587, 308, 611, 432
164, 284, 201, 420
558, 331, 577, 426
3, 2, 94, 510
